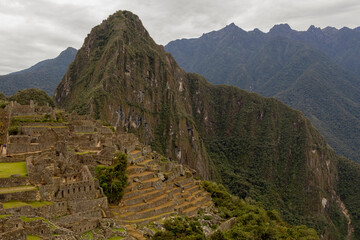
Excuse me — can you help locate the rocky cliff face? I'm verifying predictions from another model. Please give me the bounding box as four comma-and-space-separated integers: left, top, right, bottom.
55, 10, 354, 238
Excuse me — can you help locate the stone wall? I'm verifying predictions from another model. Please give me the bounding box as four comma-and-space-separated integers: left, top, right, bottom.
23, 220, 52, 239
0, 189, 37, 202
69, 218, 99, 235
7, 136, 41, 154
0, 216, 26, 240
0, 177, 29, 188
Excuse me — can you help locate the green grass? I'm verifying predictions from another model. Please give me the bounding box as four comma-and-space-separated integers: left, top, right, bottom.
21, 216, 56, 229
0, 162, 27, 178
0, 185, 37, 194
1, 200, 52, 209
0, 214, 10, 219
81, 231, 94, 239
26, 235, 42, 240
20, 126, 67, 128
75, 151, 95, 155
111, 227, 126, 232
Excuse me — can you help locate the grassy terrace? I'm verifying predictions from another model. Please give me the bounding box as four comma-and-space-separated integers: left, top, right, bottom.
1, 200, 53, 209
20, 125, 67, 128
0, 162, 27, 178
26, 235, 42, 240
0, 185, 37, 194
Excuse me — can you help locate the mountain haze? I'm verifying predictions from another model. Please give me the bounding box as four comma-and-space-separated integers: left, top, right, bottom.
165, 24, 360, 163
0, 47, 77, 96
55, 11, 360, 239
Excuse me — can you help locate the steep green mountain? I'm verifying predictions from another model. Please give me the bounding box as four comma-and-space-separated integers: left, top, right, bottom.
0, 47, 77, 96
165, 24, 360, 164
55, 11, 360, 239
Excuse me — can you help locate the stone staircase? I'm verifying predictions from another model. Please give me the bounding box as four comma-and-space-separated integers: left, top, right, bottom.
112, 149, 213, 225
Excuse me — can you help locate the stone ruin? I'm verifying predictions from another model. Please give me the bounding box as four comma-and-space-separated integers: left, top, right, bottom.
0, 101, 213, 239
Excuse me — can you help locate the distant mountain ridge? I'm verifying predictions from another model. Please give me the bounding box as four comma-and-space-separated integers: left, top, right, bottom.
165, 23, 360, 163
0, 47, 77, 96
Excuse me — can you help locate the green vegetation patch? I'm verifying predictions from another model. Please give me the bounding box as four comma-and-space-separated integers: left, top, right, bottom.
26, 234, 42, 240
0, 100, 9, 109
152, 217, 205, 240
80, 230, 94, 239
0, 161, 27, 178
76, 151, 96, 155
2, 200, 53, 209
8, 88, 55, 107
201, 181, 320, 240
0, 185, 37, 194
95, 152, 128, 204
0, 214, 11, 219
21, 216, 56, 229
111, 227, 126, 232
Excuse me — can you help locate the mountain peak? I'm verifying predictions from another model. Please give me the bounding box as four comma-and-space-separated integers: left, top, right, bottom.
222, 22, 244, 33
269, 23, 292, 35
307, 25, 322, 33
322, 26, 338, 34
58, 47, 77, 59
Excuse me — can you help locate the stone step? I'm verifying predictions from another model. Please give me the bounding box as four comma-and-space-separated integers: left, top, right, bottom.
123, 188, 166, 206
123, 186, 156, 200
186, 185, 201, 195
182, 206, 199, 217
117, 211, 174, 225
124, 177, 160, 193
120, 201, 175, 220
131, 156, 145, 164
129, 150, 142, 159
127, 165, 145, 175
185, 190, 204, 203
128, 171, 155, 182
183, 182, 196, 190
137, 158, 156, 166
174, 201, 191, 213
120, 193, 169, 214
172, 192, 186, 205
140, 177, 163, 190
191, 195, 210, 208
172, 176, 194, 187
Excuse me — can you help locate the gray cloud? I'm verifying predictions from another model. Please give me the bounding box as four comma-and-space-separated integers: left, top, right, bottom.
0, 0, 359, 75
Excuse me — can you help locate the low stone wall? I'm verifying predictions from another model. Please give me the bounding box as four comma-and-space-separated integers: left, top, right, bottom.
0, 229, 26, 240
74, 125, 95, 133
0, 177, 29, 188
0, 189, 37, 202
67, 197, 108, 214
7, 141, 41, 155
24, 220, 52, 239
5, 205, 35, 217
70, 218, 99, 235
35, 201, 68, 219
0, 156, 26, 163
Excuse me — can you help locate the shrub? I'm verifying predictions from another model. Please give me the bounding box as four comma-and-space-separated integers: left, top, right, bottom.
152, 217, 205, 240
8, 126, 19, 135
95, 152, 128, 203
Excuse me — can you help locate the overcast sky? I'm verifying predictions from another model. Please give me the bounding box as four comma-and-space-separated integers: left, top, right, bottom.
0, 0, 359, 75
